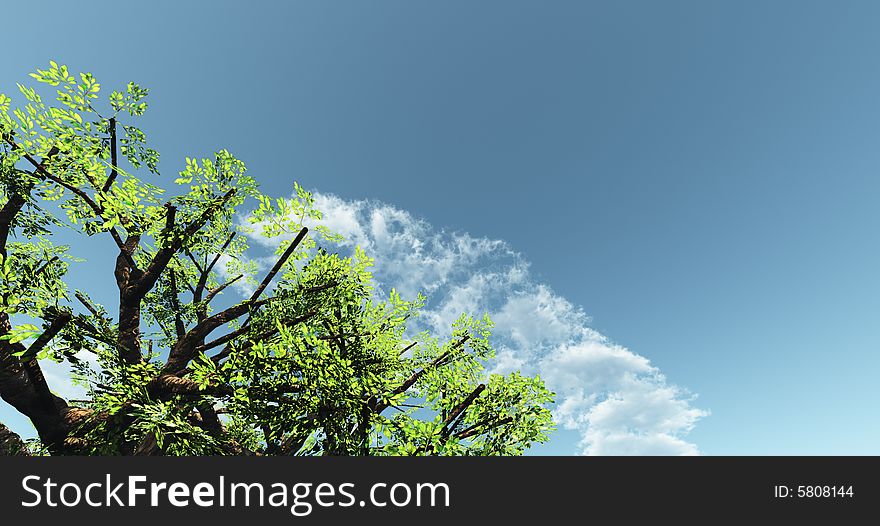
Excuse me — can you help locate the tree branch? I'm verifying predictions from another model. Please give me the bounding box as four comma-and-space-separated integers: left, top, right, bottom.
68, 317, 116, 351
0, 421, 28, 456
114, 234, 142, 288
20, 311, 72, 363
303, 281, 338, 294
454, 416, 514, 440
146, 374, 232, 398
74, 292, 101, 317
249, 227, 308, 304
0, 328, 70, 452
374, 335, 470, 413
162, 202, 177, 241
398, 341, 418, 357
101, 117, 118, 193
185, 249, 204, 275
169, 271, 186, 339
205, 231, 236, 275
204, 274, 243, 305
195, 325, 251, 354
0, 186, 28, 258
208, 309, 318, 364
14, 312, 72, 411
32, 256, 60, 280
196, 403, 224, 437
116, 234, 144, 364
440, 384, 485, 438
4, 135, 127, 252
162, 298, 268, 373
131, 189, 236, 300
191, 231, 237, 309
234, 227, 309, 332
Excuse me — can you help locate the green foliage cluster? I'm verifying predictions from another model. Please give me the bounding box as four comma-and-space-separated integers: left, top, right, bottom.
0, 63, 554, 455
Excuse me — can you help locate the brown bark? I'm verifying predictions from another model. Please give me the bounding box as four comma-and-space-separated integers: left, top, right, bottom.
0, 191, 27, 258
162, 298, 267, 373
0, 335, 71, 453
146, 374, 232, 397
101, 117, 118, 192
4, 135, 129, 252
0, 151, 72, 454
163, 229, 308, 373
248, 227, 308, 303
373, 335, 470, 413
455, 416, 514, 440
133, 190, 236, 301
209, 309, 318, 364
115, 234, 144, 364
440, 383, 486, 437
169, 271, 186, 339
0, 421, 28, 455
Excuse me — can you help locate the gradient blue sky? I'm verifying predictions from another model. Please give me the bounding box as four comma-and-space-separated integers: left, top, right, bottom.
3, 0, 880, 454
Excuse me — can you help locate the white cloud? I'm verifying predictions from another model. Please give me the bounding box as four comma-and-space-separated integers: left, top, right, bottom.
310, 194, 512, 301
243, 191, 710, 455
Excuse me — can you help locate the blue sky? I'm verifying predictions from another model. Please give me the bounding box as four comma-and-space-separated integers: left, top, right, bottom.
3, 0, 880, 454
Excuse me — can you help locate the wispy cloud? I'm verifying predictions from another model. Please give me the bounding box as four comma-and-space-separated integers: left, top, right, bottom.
244, 192, 709, 455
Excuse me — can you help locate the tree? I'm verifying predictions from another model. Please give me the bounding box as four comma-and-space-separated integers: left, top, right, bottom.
0, 63, 554, 456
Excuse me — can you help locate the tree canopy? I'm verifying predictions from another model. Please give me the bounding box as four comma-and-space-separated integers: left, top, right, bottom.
0, 62, 554, 456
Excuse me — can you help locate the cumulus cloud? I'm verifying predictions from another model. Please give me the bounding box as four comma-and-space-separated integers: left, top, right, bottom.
243, 191, 709, 455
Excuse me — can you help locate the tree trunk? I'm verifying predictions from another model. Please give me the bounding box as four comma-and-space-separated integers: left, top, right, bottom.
0, 421, 29, 455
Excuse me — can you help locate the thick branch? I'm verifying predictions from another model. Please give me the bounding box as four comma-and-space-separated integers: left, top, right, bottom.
114, 234, 142, 288
0, 334, 70, 452
21, 311, 72, 363
374, 336, 470, 413
196, 299, 268, 342
0, 185, 27, 258
206, 231, 236, 275
249, 227, 308, 303
132, 189, 236, 300
101, 117, 118, 192
195, 324, 252, 354
398, 341, 418, 357
147, 374, 232, 398
162, 298, 267, 373
204, 274, 243, 305
4, 136, 127, 252
454, 416, 514, 440
0, 422, 28, 456
440, 384, 486, 438
196, 404, 224, 437
203, 309, 318, 360
14, 312, 72, 411
169, 271, 186, 339
117, 236, 144, 365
